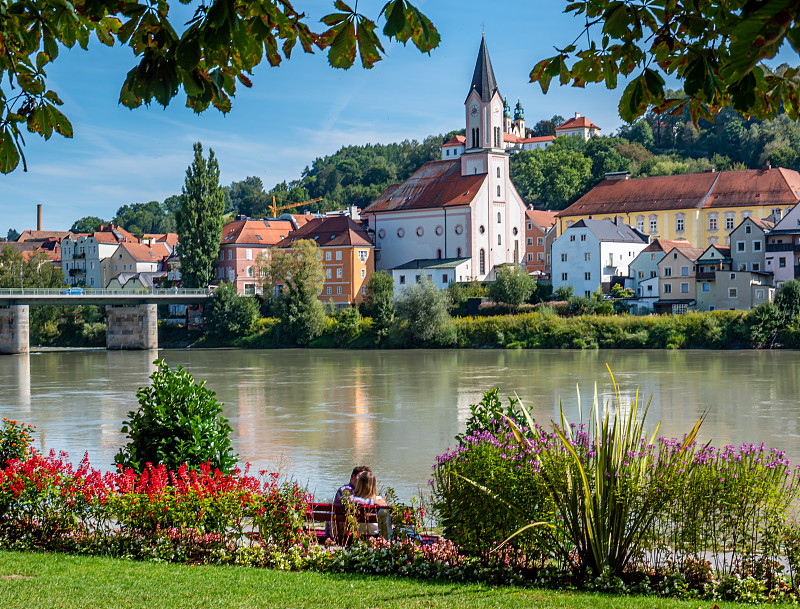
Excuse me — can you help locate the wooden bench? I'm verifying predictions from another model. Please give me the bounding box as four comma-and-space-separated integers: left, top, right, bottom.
306, 502, 393, 543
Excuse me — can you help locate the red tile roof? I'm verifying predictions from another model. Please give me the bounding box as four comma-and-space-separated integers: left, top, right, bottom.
220, 219, 294, 246
557, 115, 599, 131
120, 242, 171, 262
663, 245, 705, 261
503, 132, 522, 143
521, 135, 556, 144
557, 168, 800, 217
442, 135, 466, 147
92, 224, 138, 244
363, 159, 487, 214
525, 209, 557, 228
275, 215, 373, 248
17, 230, 73, 242
749, 217, 775, 231
142, 233, 179, 249
641, 238, 692, 253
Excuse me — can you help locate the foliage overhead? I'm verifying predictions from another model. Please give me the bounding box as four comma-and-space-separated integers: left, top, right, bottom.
0, 0, 438, 174
530, 1, 800, 125
176, 142, 225, 288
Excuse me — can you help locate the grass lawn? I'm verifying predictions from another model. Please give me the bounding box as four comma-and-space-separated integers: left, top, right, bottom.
0, 550, 792, 609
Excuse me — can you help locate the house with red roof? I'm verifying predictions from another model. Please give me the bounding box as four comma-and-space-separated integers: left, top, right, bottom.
523, 209, 557, 275
214, 218, 294, 295
61, 223, 138, 287
274, 215, 375, 306
557, 167, 800, 249
363, 38, 527, 281
103, 242, 172, 287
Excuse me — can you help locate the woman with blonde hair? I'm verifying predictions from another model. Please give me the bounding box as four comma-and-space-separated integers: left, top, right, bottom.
347, 471, 386, 536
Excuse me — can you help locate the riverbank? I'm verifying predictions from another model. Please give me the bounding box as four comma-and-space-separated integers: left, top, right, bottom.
0, 551, 781, 609
156, 309, 800, 350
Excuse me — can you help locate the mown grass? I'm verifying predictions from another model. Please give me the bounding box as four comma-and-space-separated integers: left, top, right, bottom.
0, 550, 794, 609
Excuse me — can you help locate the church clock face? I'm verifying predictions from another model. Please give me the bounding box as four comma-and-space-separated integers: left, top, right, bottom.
470, 104, 479, 117
493, 105, 500, 117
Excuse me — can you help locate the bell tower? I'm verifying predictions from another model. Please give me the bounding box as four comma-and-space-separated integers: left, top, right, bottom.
464, 36, 504, 155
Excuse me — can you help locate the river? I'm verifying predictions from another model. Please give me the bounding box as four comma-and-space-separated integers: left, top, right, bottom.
1, 348, 799, 501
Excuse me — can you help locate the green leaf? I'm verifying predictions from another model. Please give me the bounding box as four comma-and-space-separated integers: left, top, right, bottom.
356, 17, 385, 69
324, 19, 357, 69
0, 129, 22, 174
47, 104, 73, 138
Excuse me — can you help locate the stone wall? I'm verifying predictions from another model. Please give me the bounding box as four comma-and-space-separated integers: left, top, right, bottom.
0, 306, 29, 354
106, 304, 157, 350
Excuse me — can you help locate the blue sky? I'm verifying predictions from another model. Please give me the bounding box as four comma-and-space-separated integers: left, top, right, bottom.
0, 3, 701, 233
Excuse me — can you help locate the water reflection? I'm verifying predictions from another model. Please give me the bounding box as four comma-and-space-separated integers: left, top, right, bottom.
0, 348, 798, 501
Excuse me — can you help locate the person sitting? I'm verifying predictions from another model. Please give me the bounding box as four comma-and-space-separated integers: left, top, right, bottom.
346, 471, 387, 537
328, 465, 372, 540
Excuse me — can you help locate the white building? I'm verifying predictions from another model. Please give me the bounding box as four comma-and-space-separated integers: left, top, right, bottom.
391, 258, 472, 296
362, 37, 527, 282
61, 224, 138, 288
551, 218, 648, 297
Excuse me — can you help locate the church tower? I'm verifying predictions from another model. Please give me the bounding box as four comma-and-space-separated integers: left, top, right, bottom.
462, 37, 506, 178
503, 98, 512, 133
512, 99, 525, 137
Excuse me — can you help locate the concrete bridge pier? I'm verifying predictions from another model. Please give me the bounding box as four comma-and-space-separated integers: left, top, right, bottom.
0, 305, 30, 354
106, 304, 158, 350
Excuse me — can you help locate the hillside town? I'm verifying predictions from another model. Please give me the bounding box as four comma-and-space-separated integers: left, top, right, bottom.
4, 38, 800, 317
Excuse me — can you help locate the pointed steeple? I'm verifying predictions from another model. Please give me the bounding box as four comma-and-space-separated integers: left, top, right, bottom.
467, 37, 499, 102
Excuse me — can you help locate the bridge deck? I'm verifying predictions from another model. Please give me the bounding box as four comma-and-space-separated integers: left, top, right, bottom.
0, 288, 212, 306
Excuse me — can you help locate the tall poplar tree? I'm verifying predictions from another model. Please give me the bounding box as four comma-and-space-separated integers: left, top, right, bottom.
176, 143, 224, 288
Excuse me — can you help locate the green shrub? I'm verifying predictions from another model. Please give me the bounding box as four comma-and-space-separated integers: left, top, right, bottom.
204, 281, 260, 339
396, 275, 452, 345
115, 360, 237, 474
0, 418, 36, 465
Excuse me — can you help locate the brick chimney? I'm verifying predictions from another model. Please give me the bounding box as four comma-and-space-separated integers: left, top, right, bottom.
37, 204, 42, 231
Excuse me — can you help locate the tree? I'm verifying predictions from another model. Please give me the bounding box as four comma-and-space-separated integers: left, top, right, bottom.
0, 1, 438, 174
488, 265, 536, 307
0, 246, 64, 288
6, 229, 20, 242
775, 279, 800, 324
510, 143, 592, 209
115, 359, 237, 474
70, 217, 106, 234
226, 176, 269, 217
260, 239, 326, 345
114, 201, 175, 235
204, 281, 259, 339
628, 121, 655, 150
531, 2, 800, 125
395, 275, 451, 344
359, 270, 395, 338
176, 143, 225, 288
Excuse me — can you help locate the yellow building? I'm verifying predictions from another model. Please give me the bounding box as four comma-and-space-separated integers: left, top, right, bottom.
556, 168, 800, 249
275, 215, 375, 307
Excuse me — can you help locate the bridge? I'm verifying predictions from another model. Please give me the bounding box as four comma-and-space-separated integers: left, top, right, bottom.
0, 288, 212, 354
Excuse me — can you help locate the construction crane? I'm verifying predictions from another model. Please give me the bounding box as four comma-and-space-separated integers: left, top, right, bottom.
268, 195, 323, 218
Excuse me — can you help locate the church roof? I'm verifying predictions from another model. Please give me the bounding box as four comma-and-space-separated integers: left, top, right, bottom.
363, 159, 487, 214
466, 37, 499, 102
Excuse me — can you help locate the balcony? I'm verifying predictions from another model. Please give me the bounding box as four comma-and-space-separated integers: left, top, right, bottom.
68, 268, 85, 277
73, 251, 86, 259
766, 242, 800, 252
696, 271, 716, 280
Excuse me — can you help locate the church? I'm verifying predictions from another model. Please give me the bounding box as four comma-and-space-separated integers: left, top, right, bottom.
361, 38, 527, 281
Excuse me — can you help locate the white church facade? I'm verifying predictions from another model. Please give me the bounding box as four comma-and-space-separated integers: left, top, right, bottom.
362, 37, 527, 281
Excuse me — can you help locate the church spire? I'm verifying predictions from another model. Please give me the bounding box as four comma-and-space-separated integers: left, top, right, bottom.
467, 37, 499, 102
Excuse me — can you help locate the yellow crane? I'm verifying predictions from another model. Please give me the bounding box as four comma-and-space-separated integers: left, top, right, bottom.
268, 195, 323, 218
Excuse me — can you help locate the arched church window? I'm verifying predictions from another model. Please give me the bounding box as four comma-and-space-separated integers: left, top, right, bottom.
479, 249, 485, 274
497, 167, 501, 178
497, 185, 501, 197
436, 249, 442, 259
457, 247, 462, 257
497, 212, 501, 224
497, 234, 502, 246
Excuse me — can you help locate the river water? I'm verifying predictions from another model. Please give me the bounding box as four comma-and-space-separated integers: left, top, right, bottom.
1, 348, 799, 501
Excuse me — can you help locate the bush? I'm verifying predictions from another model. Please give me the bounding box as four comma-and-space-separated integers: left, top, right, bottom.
488, 266, 536, 307
0, 418, 36, 466
204, 281, 260, 339
114, 359, 237, 474
359, 271, 395, 339
395, 275, 452, 345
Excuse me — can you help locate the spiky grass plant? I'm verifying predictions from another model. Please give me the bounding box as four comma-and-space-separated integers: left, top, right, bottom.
501, 366, 705, 577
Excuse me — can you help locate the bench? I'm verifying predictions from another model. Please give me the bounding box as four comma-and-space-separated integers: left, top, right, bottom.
306, 502, 393, 543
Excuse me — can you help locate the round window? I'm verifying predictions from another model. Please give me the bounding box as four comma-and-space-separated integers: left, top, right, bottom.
416, 226, 424, 237
377, 228, 386, 239
397, 227, 405, 238
454, 224, 463, 235
512, 227, 518, 236
435, 225, 443, 236
479, 225, 485, 234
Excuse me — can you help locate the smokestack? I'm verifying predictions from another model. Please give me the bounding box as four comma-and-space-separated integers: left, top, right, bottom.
37, 204, 42, 231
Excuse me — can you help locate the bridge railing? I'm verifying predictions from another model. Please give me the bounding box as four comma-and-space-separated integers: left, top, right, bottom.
0, 288, 211, 296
